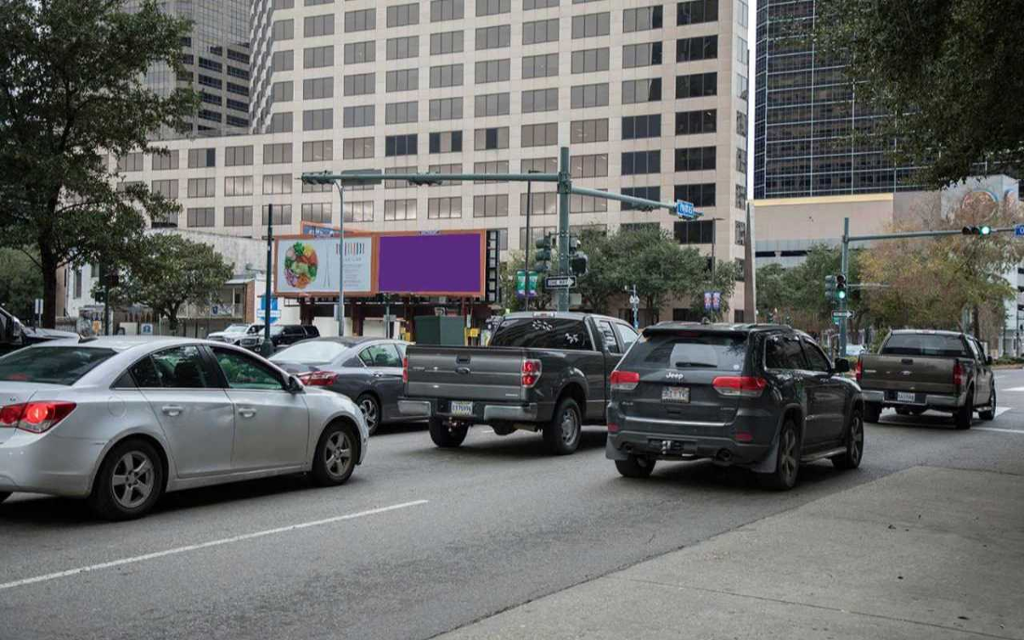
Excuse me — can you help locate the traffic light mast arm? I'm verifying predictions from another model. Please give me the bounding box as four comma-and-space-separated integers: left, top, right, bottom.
301, 171, 560, 185
845, 226, 1016, 243
570, 185, 687, 214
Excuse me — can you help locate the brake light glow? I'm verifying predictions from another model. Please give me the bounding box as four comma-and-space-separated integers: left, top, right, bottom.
522, 359, 542, 387
712, 376, 767, 398
953, 361, 963, 388
402, 357, 409, 384
610, 370, 640, 391
297, 371, 339, 387
607, 422, 620, 433
855, 359, 863, 383
0, 402, 77, 433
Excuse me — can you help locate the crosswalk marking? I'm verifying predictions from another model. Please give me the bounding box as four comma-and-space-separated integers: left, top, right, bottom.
975, 427, 1024, 435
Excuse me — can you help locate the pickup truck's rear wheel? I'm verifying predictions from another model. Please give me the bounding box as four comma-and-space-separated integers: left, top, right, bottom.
543, 398, 582, 455
955, 392, 973, 430
979, 384, 996, 421
864, 402, 882, 424
428, 418, 468, 448
615, 455, 656, 478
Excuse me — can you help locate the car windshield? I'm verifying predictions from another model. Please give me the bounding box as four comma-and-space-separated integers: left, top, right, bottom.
223, 324, 250, 333
0, 346, 117, 385
882, 334, 968, 357
271, 341, 350, 365
628, 332, 748, 371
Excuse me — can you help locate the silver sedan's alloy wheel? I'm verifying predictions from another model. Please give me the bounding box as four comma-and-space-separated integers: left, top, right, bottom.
359, 397, 379, 432
111, 451, 156, 510
323, 430, 354, 480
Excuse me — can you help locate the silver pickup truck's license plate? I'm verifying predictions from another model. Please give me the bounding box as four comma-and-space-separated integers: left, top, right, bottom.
897, 392, 917, 404
450, 401, 474, 416
662, 387, 690, 403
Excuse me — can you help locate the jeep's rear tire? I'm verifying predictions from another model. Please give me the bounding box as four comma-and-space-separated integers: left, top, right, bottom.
543, 398, 582, 455
955, 392, 973, 430
832, 410, 864, 470
759, 421, 800, 491
615, 455, 656, 478
864, 402, 882, 424
429, 417, 468, 448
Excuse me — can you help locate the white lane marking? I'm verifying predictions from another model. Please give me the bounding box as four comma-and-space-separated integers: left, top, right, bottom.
1002, 387, 1024, 392
0, 499, 428, 592
975, 427, 1024, 435
994, 407, 1012, 418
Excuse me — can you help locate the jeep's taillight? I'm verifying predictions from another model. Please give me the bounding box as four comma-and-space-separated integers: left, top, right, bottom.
953, 361, 963, 388
610, 370, 640, 391
402, 357, 409, 384
712, 376, 767, 398
522, 359, 542, 387
0, 402, 76, 433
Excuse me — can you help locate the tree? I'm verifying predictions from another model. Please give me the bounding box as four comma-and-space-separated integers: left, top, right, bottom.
498, 252, 552, 313
754, 246, 863, 333
0, 249, 43, 322
814, 0, 1024, 187
108, 234, 233, 333
0, 0, 199, 327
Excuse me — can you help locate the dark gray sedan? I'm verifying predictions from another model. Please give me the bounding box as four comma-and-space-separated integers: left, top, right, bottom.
270, 337, 421, 435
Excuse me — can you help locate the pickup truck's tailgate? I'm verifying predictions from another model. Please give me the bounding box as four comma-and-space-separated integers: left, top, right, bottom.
860, 355, 956, 394
405, 346, 526, 402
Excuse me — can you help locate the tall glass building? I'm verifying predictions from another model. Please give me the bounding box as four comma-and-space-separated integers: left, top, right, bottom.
753, 0, 922, 199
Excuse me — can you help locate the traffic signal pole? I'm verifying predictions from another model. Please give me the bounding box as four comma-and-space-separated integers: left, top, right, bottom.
557, 147, 571, 312
840, 217, 850, 357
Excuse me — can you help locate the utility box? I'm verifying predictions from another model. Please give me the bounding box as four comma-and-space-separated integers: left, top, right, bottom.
414, 315, 465, 346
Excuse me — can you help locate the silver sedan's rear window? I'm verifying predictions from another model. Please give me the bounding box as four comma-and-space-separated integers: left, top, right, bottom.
0, 347, 116, 385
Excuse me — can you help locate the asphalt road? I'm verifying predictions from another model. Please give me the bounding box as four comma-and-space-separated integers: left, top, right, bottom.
2, 370, 1024, 640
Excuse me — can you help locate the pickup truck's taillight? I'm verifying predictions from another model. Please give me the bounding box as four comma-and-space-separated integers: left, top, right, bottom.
0, 402, 76, 433
298, 371, 338, 387
712, 376, 767, 398
855, 359, 863, 383
610, 370, 640, 391
522, 359, 542, 387
953, 361, 963, 388
402, 357, 409, 384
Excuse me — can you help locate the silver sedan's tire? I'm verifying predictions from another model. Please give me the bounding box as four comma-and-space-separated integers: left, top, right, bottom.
312, 422, 358, 486
89, 439, 164, 521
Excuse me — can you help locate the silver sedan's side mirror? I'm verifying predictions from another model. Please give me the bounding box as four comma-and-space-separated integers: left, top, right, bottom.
286, 375, 304, 394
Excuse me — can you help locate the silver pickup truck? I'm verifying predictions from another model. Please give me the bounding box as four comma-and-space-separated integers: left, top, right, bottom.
857, 330, 995, 429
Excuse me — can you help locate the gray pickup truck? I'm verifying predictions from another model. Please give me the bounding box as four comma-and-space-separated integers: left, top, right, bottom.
400, 312, 640, 454
857, 330, 995, 429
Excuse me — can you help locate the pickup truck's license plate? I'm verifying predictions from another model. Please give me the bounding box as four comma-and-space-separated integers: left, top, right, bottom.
450, 401, 474, 416
897, 392, 918, 404
662, 387, 690, 403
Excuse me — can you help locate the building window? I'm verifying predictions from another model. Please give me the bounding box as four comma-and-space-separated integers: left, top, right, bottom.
386, 3, 419, 27
570, 118, 608, 144
676, 72, 718, 98
735, 221, 746, 245
302, 140, 333, 163
343, 201, 374, 223
474, 127, 509, 150
269, 112, 293, 133
476, 0, 510, 16
570, 83, 608, 109
524, 0, 558, 8
735, 184, 747, 209
570, 154, 608, 178
473, 195, 509, 218
224, 206, 253, 227
151, 151, 179, 171
522, 122, 558, 147
676, 35, 718, 62
186, 207, 215, 228
343, 41, 375, 64
344, 8, 375, 32
622, 114, 661, 139
673, 219, 714, 244
624, 6, 663, 32
272, 50, 294, 71
271, 81, 293, 103
429, 131, 463, 154
571, 193, 608, 213
571, 48, 609, 74
473, 160, 509, 183
428, 196, 462, 219
675, 109, 718, 135
622, 78, 662, 104
522, 88, 558, 114
677, 0, 719, 25
343, 72, 375, 96
385, 134, 418, 157
262, 174, 293, 195
571, 13, 608, 38
263, 143, 292, 164
385, 101, 419, 124
301, 203, 332, 224
621, 186, 660, 211
475, 58, 510, 83
342, 105, 374, 128
225, 145, 253, 166
523, 53, 558, 79
303, 108, 333, 130
385, 165, 418, 189
187, 177, 216, 198
261, 205, 292, 226
520, 192, 557, 216
272, 19, 294, 41
737, 110, 747, 137
426, 163, 463, 186
622, 150, 661, 176
475, 25, 510, 50
303, 13, 334, 37
430, 30, 464, 55
623, 42, 663, 68
430, 0, 465, 22
524, 18, 559, 44
117, 152, 143, 172
186, 148, 215, 168
675, 146, 716, 172
387, 35, 419, 60
73, 269, 82, 298
303, 45, 334, 69
151, 179, 178, 199
430, 63, 464, 88
384, 199, 417, 221
343, 137, 375, 159
303, 77, 334, 100
386, 68, 419, 92
737, 148, 747, 173
674, 183, 716, 207
224, 176, 253, 196
522, 157, 557, 174
474, 93, 510, 117
303, 181, 331, 194
429, 97, 463, 121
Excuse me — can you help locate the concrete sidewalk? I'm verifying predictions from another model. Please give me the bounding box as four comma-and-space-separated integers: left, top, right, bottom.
438, 466, 1024, 639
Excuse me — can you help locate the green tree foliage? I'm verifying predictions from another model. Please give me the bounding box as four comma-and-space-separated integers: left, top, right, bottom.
106, 234, 233, 332
756, 245, 862, 332
0, 0, 199, 327
814, 0, 1024, 186
0, 249, 43, 322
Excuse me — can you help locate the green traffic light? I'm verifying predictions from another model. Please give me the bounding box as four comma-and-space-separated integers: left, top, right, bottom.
980, 225, 992, 236
837, 290, 847, 300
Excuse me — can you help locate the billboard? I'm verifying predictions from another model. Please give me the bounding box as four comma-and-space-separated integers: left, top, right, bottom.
275, 236, 373, 296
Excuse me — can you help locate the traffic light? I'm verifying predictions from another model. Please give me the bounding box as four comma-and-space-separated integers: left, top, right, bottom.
534, 233, 554, 273
825, 275, 837, 302
568, 236, 588, 277
835, 274, 847, 301
962, 225, 992, 236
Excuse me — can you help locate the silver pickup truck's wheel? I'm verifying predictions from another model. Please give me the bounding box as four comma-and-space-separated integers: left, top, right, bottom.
429, 418, 468, 448
543, 398, 582, 455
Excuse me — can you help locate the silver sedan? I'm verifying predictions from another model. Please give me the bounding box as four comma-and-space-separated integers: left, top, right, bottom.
0, 337, 368, 520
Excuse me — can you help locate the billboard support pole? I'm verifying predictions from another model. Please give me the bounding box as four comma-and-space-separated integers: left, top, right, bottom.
262, 204, 273, 356
336, 184, 346, 337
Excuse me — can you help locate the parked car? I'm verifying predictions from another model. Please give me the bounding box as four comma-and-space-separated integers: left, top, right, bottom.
271, 337, 412, 435
207, 323, 265, 351
846, 343, 866, 357
606, 323, 864, 490
857, 330, 995, 429
269, 324, 316, 349
302, 325, 321, 339
0, 307, 78, 356
402, 312, 640, 454
0, 337, 368, 520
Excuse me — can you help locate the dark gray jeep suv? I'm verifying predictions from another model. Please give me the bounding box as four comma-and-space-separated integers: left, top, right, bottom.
605, 323, 864, 490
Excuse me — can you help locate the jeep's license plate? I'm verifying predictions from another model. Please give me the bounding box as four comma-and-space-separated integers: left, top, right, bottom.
450, 401, 474, 416
662, 387, 690, 403
897, 392, 917, 404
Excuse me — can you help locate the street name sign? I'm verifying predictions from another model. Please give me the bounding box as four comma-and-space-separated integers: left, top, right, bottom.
544, 275, 577, 289
675, 201, 696, 219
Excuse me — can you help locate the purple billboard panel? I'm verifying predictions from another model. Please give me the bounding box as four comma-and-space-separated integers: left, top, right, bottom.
377, 232, 484, 295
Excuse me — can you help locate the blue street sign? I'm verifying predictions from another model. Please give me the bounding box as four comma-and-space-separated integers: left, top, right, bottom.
257, 295, 280, 324
1015, 224, 1024, 237
675, 201, 696, 219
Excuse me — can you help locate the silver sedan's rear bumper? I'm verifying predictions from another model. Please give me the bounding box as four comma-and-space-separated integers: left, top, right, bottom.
0, 430, 102, 497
